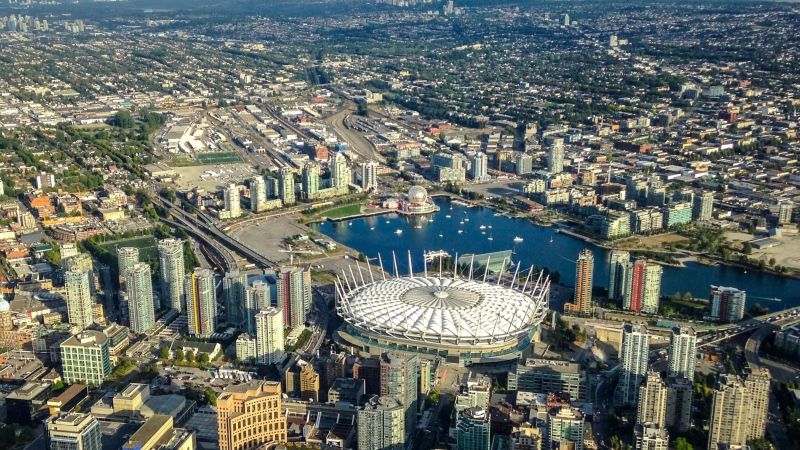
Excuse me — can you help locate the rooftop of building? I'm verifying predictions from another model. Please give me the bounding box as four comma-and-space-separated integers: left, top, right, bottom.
124, 414, 172, 449
46, 384, 87, 407
7, 382, 49, 401
142, 394, 186, 416
48, 412, 94, 428
329, 378, 364, 393
61, 329, 108, 348
520, 358, 582, 374
117, 383, 149, 399
362, 395, 401, 411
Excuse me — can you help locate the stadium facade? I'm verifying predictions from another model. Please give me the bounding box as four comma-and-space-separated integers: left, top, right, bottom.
335, 253, 549, 366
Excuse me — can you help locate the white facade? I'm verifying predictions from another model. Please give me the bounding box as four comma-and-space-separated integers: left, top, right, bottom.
255, 307, 285, 365
547, 144, 564, 174
224, 183, 241, 218
618, 324, 649, 405
361, 161, 378, 191
65, 268, 94, 329
668, 326, 696, 380
127, 263, 155, 333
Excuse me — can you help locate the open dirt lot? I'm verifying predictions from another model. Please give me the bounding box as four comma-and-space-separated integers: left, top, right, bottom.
170, 163, 258, 192
727, 231, 800, 269
230, 215, 312, 263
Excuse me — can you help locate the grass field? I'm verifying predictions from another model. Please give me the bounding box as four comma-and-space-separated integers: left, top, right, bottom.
321, 204, 362, 218
196, 152, 243, 165
100, 236, 159, 261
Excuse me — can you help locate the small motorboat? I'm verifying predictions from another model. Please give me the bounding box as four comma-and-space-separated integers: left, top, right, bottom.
514, 237, 523, 242
395, 229, 403, 235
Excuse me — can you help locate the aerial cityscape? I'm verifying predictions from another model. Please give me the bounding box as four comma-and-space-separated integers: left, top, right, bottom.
0, 0, 797, 450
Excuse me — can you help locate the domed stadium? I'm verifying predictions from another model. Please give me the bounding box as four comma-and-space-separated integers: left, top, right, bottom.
335, 263, 550, 365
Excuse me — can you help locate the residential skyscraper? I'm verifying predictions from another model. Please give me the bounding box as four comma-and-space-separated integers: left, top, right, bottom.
116, 247, 139, 282
223, 184, 241, 218
381, 352, 419, 440
457, 408, 491, 450
637, 372, 667, 428
217, 381, 285, 450
692, 191, 714, 222
548, 407, 584, 450
744, 368, 771, 441
223, 270, 247, 329
127, 263, 155, 333
361, 161, 378, 191
244, 280, 271, 335
634, 423, 669, 450
276, 265, 311, 328
358, 396, 406, 450
624, 260, 662, 314
331, 152, 350, 191
608, 250, 630, 302
158, 239, 185, 311
64, 253, 95, 296
565, 249, 593, 315
302, 162, 320, 199
665, 376, 693, 433
255, 307, 284, 365
65, 268, 94, 329
618, 324, 649, 405
45, 412, 102, 450
708, 374, 749, 449
470, 153, 489, 181
515, 153, 533, 175
278, 168, 296, 206
251, 176, 268, 212
709, 286, 746, 323
668, 326, 697, 380
184, 268, 217, 337
563, 13, 570, 26
547, 144, 564, 174
300, 363, 320, 402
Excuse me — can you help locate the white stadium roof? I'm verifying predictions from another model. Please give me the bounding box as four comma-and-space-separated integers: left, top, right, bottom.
338, 276, 548, 347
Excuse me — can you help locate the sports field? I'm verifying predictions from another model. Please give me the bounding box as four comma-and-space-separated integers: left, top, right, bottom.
196, 152, 243, 165
100, 236, 159, 261
321, 204, 362, 218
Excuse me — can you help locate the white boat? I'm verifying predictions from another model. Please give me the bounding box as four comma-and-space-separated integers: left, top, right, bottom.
481, 231, 486, 235
348, 222, 353, 226
446, 215, 451, 218
370, 227, 375, 230
428, 219, 434, 222
480, 225, 486, 229
488, 225, 493, 229
395, 229, 403, 234
415, 225, 422, 229
386, 220, 390, 223
460, 221, 464, 225
458, 230, 464, 234
494, 213, 501, 217
464, 218, 469, 222
439, 232, 443, 237
488, 237, 494, 241
514, 236, 523, 242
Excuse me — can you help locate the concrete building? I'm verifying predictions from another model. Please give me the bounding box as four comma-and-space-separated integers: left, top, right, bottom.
300, 363, 321, 402
184, 268, 217, 337
608, 250, 630, 302
278, 167, 296, 206
564, 249, 593, 316
122, 414, 194, 450
251, 176, 268, 212
235, 334, 256, 363
244, 280, 270, 335
623, 260, 662, 315
618, 324, 649, 406
127, 263, 155, 333
328, 378, 365, 405
255, 307, 284, 365
708, 374, 749, 449
709, 286, 746, 323
457, 408, 491, 450
775, 324, 800, 356
158, 239, 185, 311
7, 382, 53, 425
65, 268, 94, 329
454, 374, 491, 414
634, 423, 668, 450
361, 161, 378, 191
515, 153, 533, 175
60, 330, 111, 386
302, 162, 320, 199
693, 191, 714, 222
276, 265, 311, 328
223, 184, 241, 218
217, 381, 285, 450
223, 270, 247, 329
547, 144, 564, 174
381, 352, 419, 440
637, 372, 667, 428
778, 200, 793, 225
113, 383, 150, 416
665, 376, 693, 433
668, 326, 696, 380
358, 396, 405, 450
663, 202, 692, 228
507, 359, 586, 401
548, 407, 584, 450
45, 412, 101, 450
744, 368, 770, 441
